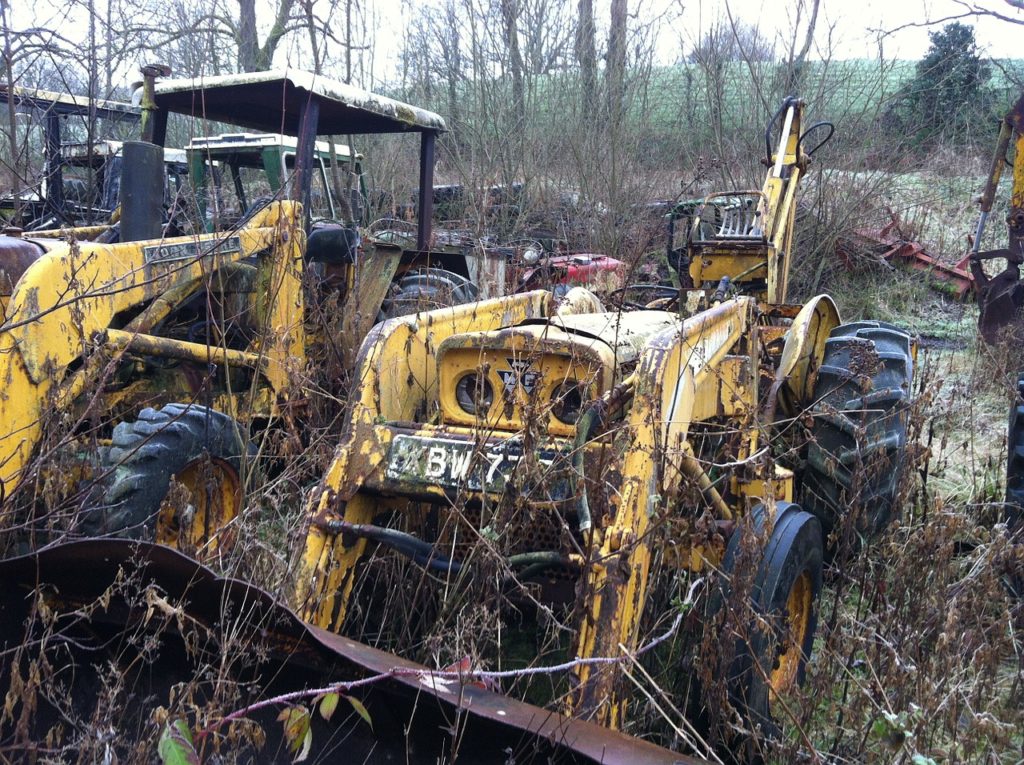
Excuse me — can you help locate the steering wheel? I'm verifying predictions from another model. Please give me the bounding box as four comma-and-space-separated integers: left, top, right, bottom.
367, 216, 417, 245
607, 283, 680, 310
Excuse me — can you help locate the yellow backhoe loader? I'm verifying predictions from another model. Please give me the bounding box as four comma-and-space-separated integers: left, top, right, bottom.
0, 95, 914, 763
292, 96, 915, 751
0, 69, 488, 555
967, 93, 1024, 588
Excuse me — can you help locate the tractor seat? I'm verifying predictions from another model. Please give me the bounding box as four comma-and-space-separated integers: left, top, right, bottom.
306, 224, 359, 265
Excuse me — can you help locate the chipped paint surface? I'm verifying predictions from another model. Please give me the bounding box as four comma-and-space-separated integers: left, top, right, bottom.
0, 201, 302, 494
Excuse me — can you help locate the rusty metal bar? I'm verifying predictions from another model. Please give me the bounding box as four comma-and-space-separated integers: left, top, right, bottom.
416, 131, 435, 251
29, 224, 111, 239
292, 95, 321, 227
103, 328, 262, 369
680, 442, 732, 520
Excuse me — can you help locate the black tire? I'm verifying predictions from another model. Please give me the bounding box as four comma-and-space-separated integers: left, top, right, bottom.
1004, 374, 1024, 598
1006, 373, 1024, 528
79, 404, 249, 542
801, 321, 913, 543
720, 503, 823, 741
376, 267, 478, 322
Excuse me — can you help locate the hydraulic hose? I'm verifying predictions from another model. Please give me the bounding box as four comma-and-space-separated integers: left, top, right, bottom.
323, 518, 462, 575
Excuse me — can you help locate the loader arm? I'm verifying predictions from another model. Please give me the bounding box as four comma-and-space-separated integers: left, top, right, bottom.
0, 201, 304, 496
969, 92, 1024, 343
570, 297, 757, 727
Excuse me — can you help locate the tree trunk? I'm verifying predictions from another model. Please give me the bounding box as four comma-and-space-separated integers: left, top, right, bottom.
575, 0, 596, 111
786, 0, 820, 93
1, 0, 19, 202
605, 0, 627, 122
236, 0, 260, 72
500, 0, 525, 127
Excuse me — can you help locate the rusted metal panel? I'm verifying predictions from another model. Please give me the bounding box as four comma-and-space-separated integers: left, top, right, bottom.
342, 239, 403, 363
0, 84, 140, 121
836, 214, 974, 301
0, 540, 701, 765
466, 247, 507, 298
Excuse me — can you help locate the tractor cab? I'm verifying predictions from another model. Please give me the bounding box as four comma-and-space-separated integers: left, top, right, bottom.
55, 140, 188, 226
184, 132, 366, 231
0, 85, 189, 231
148, 70, 501, 309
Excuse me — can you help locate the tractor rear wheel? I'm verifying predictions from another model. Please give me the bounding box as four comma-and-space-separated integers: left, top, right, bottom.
376, 267, 478, 322
1003, 373, 1024, 597
1006, 373, 1024, 528
801, 321, 913, 544
79, 404, 249, 558
721, 503, 823, 740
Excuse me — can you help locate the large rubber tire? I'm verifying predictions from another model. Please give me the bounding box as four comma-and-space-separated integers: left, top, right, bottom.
720, 503, 823, 741
1004, 374, 1024, 598
801, 321, 913, 543
1006, 373, 1024, 527
376, 267, 478, 322
79, 404, 249, 551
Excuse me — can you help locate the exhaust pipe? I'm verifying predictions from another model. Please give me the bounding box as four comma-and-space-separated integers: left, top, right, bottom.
119, 140, 164, 242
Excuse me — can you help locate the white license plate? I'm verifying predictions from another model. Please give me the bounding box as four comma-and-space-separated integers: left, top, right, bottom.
384, 434, 569, 497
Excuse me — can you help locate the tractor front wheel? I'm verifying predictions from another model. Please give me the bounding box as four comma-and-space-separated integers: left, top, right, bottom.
79, 404, 250, 558
721, 502, 823, 740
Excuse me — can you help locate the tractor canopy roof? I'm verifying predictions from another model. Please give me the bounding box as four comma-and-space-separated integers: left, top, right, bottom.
185, 132, 361, 163
0, 85, 140, 122
154, 70, 446, 135
62, 140, 186, 164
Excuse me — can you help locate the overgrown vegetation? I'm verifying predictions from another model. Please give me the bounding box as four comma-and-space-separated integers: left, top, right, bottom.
1, 2, 1023, 764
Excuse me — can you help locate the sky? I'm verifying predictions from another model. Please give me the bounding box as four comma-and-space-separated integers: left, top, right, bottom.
632, 0, 1024, 62
12, 0, 1024, 90
734, 0, 1024, 59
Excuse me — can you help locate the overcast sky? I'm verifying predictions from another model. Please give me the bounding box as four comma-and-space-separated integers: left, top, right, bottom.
632, 0, 1023, 63
13, 0, 1024, 89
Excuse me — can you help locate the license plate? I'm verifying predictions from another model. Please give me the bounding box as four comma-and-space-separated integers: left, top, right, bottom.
384, 434, 570, 498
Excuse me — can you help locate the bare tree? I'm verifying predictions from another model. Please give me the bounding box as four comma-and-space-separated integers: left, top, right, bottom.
575, 0, 597, 111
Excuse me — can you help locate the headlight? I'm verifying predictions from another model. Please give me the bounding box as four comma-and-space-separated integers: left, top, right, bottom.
523, 247, 541, 264
551, 381, 586, 425
455, 373, 494, 416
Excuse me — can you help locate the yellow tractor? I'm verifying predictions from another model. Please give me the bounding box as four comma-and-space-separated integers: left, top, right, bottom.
967, 92, 1024, 579
0, 70, 488, 555
292, 96, 915, 748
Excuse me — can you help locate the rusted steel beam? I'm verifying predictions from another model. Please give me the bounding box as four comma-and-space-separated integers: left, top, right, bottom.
416, 131, 435, 251
836, 216, 975, 301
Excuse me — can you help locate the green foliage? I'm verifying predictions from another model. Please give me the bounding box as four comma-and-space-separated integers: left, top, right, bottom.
277, 706, 312, 762
884, 23, 996, 150
157, 720, 200, 765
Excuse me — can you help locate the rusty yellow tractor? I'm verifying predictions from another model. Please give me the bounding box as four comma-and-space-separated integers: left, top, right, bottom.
0, 90, 915, 761
293, 97, 915, 748
0, 70, 488, 554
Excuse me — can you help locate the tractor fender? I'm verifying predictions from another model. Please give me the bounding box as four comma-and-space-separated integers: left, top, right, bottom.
775, 294, 841, 416
0, 234, 48, 298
